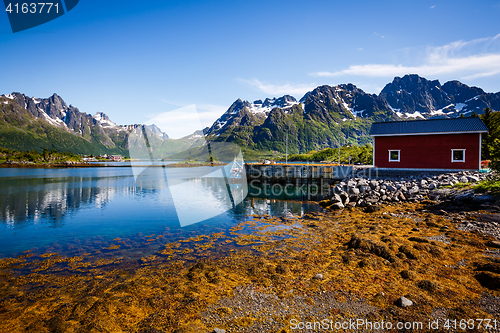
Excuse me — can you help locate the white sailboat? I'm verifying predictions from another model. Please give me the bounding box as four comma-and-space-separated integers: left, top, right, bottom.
230, 151, 245, 178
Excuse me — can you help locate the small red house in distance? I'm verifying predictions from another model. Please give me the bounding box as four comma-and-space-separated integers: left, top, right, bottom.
370, 117, 488, 170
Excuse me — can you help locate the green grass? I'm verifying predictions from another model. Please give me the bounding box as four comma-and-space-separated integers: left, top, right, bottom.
0, 147, 82, 164
452, 182, 473, 189
279, 144, 373, 164
474, 176, 500, 193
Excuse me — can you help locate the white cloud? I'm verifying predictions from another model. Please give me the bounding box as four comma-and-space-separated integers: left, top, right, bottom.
239, 78, 316, 97
144, 104, 203, 139
310, 34, 500, 81
150, 99, 227, 138
196, 103, 227, 126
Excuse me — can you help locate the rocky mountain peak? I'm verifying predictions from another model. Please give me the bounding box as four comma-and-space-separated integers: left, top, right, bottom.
380, 74, 500, 117
441, 80, 485, 103
146, 124, 169, 140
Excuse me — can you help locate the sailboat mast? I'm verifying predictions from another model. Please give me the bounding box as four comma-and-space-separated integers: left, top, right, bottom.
286, 131, 288, 165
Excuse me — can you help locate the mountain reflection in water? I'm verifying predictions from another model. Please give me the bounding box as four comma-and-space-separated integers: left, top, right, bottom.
0, 167, 323, 258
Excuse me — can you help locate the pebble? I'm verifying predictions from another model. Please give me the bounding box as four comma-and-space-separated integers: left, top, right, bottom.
213, 328, 226, 333
314, 273, 323, 280
396, 296, 413, 308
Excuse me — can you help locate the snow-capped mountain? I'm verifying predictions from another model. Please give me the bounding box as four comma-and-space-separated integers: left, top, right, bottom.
1, 74, 499, 155
0, 92, 172, 154
206, 95, 299, 137
380, 74, 500, 118
205, 75, 499, 153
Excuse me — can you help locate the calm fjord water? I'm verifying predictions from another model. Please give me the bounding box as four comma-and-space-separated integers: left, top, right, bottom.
0, 165, 323, 258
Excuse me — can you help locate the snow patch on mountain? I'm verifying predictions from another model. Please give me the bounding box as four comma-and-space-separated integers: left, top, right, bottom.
455, 103, 465, 112
93, 112, 119, 128
433, 104, 454, 115
39, 108, 67, 127
405, 111, 425, 119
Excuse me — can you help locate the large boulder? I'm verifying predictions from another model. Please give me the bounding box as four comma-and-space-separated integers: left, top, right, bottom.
339, 191, 350, 205
331, 193, 342, 204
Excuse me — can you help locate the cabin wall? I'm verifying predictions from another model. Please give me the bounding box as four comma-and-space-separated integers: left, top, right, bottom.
374, 133, 481, 169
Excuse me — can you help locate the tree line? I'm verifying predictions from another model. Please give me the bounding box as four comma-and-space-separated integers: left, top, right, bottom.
480, 108, 500, 171
0, 147, 82, 164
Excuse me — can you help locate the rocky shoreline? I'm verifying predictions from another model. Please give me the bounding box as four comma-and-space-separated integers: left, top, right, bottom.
322, 170, 496, 210
0, 160, 98, 168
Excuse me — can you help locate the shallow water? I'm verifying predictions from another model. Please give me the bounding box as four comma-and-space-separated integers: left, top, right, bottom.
0, 166, 323, 258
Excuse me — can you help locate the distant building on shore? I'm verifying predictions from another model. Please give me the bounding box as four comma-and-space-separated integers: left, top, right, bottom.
370, 117, 488, 170
108, 155, 122, 162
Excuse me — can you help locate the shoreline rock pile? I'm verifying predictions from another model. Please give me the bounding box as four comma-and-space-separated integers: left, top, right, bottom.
321, 170, 496, 210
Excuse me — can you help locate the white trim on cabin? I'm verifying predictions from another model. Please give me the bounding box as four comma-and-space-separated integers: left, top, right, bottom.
370, 131, 487, 137
451, 149, 466, 162
479, 133, 482, 170
389, 150, 400, 162
372, 137, 375, 167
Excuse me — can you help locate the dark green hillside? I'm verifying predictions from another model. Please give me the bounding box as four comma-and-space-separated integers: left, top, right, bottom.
0, 96, 128, 156
207, 103, 383, 154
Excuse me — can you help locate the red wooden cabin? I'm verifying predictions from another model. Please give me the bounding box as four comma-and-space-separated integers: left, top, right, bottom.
370, 117, 488, 170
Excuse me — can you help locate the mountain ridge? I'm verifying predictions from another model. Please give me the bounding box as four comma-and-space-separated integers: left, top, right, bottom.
2, 74, 499, 156
205, 74, 500, 154
0, 93, 201, 157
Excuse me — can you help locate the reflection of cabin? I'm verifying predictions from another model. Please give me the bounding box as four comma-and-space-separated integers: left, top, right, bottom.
370, 117, 488, 170
108, 155, 122, 161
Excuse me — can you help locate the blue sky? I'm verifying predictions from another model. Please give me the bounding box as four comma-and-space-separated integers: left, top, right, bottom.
1, 0, 500, 137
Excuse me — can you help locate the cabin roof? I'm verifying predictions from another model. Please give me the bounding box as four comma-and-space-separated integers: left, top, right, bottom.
370, 117, 488, 136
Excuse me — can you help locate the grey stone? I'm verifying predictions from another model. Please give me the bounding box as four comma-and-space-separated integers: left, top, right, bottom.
359, 185, 371, 193
396, 296, 413, 308
365, 205, 381, 213
339, 191, 350, 205
386, 185, 397, 192
314, 273, 323, 280
428, 182, 437, 190
357, 180, 369, 187
460, 176, 469, 184
365, 195, 379, 204
467, 176, 480, 182
348, 187, 360, 195
331, 193, 342, 203
420, 179, 428, 186
213, 329, 226, 333
454, 192, 474, 202
408, 186, 420, 195
487, 240, 500, 248
331, 202, 344, 210
357, 199, 368, 208
472, 194, 495, 204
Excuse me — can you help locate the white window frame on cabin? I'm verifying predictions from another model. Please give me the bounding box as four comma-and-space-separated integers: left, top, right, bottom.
451, 149, 466, 162
388, 150, 400, 162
